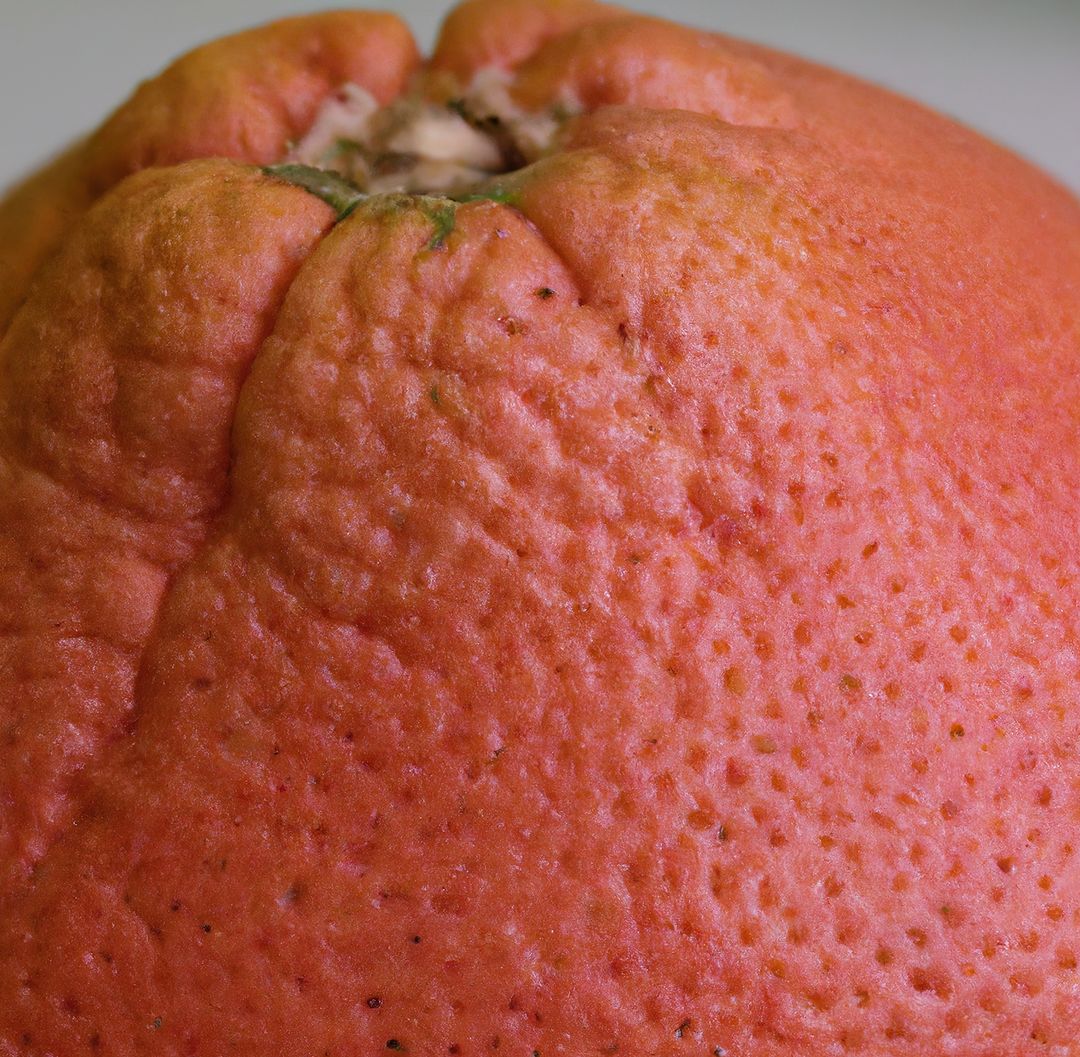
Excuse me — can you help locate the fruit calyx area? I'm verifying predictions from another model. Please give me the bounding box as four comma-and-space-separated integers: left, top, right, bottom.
266, 72, 568, 213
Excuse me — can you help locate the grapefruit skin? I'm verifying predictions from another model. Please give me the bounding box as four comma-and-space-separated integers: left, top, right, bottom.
2, 3, 1080, 1055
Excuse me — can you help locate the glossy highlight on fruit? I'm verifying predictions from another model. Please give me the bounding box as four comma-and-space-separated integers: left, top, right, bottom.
1, 2, 1079, 1055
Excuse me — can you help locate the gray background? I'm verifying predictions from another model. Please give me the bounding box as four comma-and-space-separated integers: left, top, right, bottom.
1, 0, 1078, 195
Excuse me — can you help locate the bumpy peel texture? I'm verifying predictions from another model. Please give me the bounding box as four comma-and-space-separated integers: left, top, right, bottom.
2, 2, 1080, 1055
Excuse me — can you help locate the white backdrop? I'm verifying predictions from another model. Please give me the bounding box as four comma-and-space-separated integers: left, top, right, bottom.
1, 0, 1078, 194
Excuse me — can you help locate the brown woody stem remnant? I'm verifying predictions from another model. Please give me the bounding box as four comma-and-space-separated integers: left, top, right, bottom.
286, 71, 568, 197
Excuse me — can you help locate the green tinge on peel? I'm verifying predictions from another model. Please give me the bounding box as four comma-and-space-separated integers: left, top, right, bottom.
263, 164, 369, 221
454, 185, 518, 206
421, 201, 458, 249
264, 163, 521, 252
